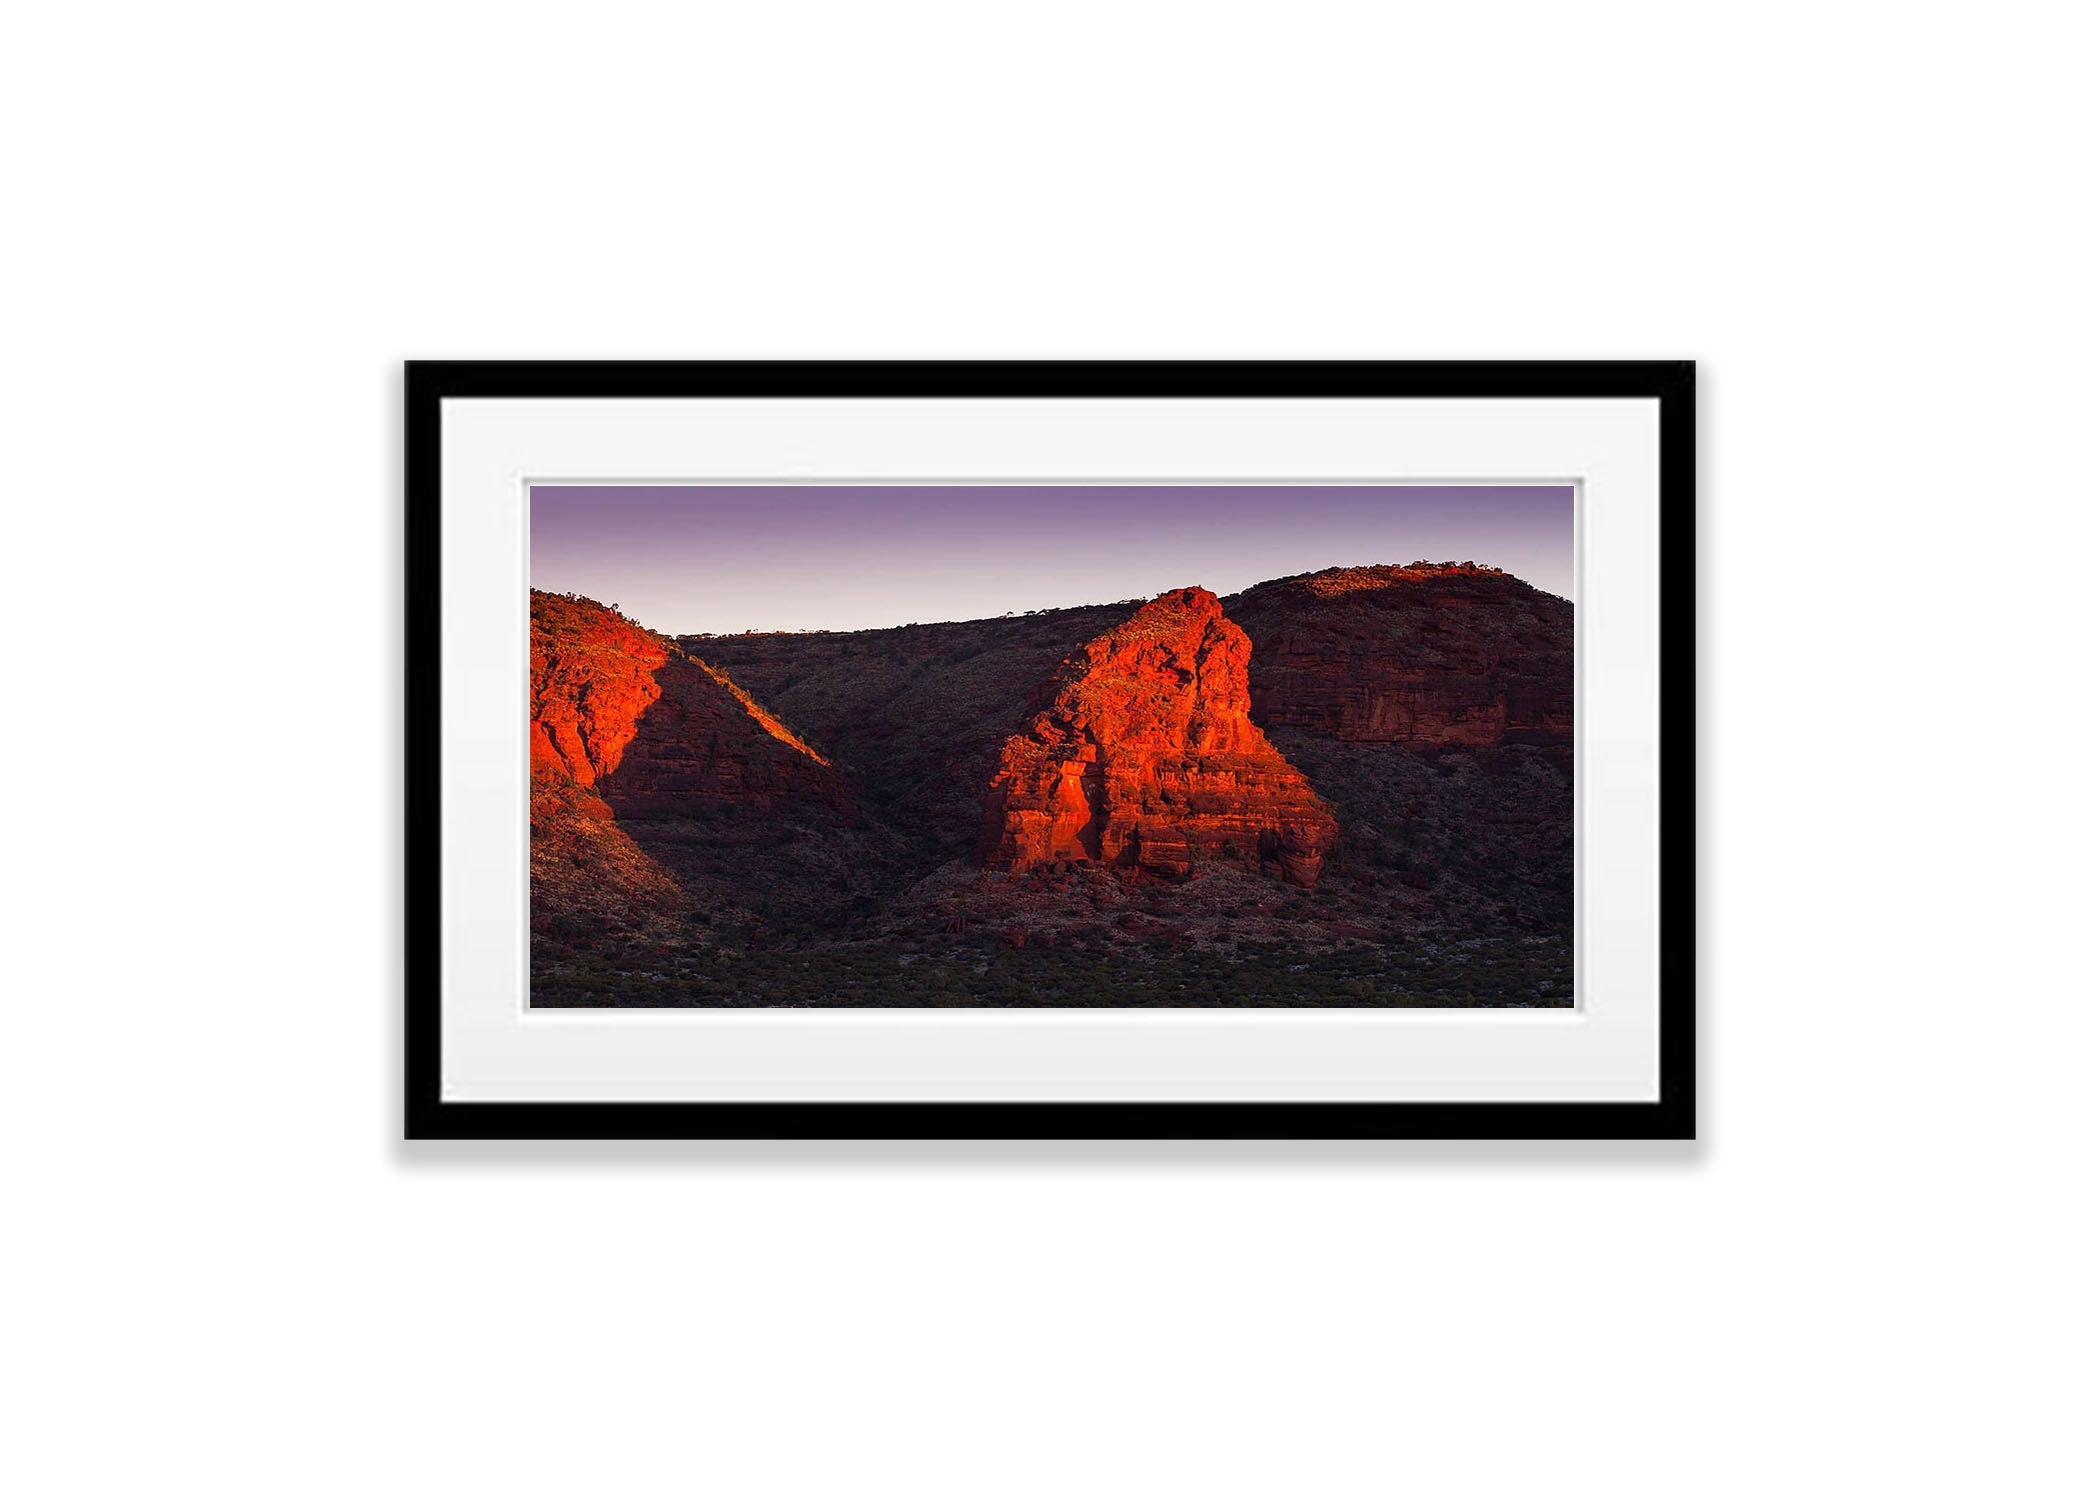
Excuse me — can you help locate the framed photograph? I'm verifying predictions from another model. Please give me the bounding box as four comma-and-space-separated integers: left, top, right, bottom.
406, 361, 1693, 1139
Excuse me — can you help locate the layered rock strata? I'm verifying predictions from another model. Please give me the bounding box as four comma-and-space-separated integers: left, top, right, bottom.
1225, 564, 1574, 748
528, 592, 683, 935
531, 590, 668, 793
976, 588, 1338, 887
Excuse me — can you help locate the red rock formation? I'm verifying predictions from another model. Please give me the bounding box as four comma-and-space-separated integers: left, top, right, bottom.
976, 588, 1338, 887
1225, 564, 1573, 748
531, 591, 668, 789
530, 589, 847, 816
529, 594, 684, 936
528, 590, 857, 938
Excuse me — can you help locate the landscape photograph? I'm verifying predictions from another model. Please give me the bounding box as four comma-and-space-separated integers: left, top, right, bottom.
528, 484, 1575, 1007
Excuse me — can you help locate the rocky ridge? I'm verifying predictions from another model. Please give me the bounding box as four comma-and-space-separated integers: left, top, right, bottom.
535, 569, 1576, 1006
1225, 563, 1573, 748
529, 590, 892, 941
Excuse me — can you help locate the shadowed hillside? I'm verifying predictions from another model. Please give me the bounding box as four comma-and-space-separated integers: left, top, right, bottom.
1225, 563, 1573, 747
1226, 563, 1574, 937
532, 571, 1574, 1008
530, 591, 909, 951
694, 602, 1132, 863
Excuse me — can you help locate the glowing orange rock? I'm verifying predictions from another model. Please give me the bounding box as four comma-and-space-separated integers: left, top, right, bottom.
528, 593, 685, 937
531, 589, 841, 814
530, 591, 668, 788
976, 587, 1338, 887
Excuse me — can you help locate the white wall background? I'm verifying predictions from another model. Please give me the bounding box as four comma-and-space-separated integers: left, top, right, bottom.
5, 4, 2093, 1496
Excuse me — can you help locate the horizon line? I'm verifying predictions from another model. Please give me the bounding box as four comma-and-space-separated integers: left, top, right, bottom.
535, 559, 1569, 640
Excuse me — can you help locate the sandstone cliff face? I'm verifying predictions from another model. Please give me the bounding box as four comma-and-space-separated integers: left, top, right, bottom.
1225, 564, 1573, 748
531, 591, 668, 790
529, 592, 683, 936
530, 589, 850, 823
976, 588, 1338, 887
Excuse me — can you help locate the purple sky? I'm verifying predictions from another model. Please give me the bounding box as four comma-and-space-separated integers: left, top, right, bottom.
530, 485, 1574, 635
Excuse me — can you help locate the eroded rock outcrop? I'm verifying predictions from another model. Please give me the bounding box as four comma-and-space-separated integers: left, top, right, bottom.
531, 591, 669, 790
531, 589, 849, 817
529, 592, 683, 936
529, 590, 864, 939
1225, 564, 1573, 748
976, 588, 1338, 887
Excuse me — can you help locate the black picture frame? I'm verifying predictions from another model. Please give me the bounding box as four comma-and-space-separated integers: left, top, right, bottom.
406, 360, 1694, 1140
